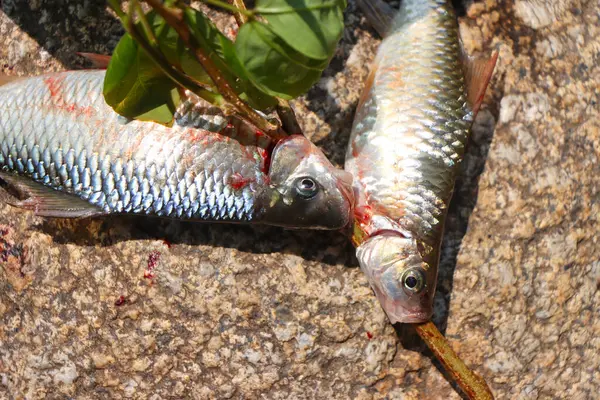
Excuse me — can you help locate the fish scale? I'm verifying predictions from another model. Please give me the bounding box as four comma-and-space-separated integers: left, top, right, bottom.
0, 70, 270, 221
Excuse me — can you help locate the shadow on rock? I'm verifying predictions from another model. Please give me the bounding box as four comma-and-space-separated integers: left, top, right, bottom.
34, 215, 358, 267
2, 0, 122, 69
433, 102, 501, 334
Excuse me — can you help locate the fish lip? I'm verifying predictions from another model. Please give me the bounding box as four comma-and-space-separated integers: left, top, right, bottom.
372, 285, 432, 324
385, 305, 432, 324
388, 311, 432, 324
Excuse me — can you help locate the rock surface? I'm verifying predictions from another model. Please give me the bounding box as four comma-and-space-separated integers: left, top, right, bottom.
1, 0, 599, 399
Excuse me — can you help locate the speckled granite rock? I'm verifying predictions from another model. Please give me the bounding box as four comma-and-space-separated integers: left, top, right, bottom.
514, 0, 575, 29
0, 0, 598, 399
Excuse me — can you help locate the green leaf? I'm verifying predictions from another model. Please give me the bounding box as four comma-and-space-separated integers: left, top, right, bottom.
182, 8, 240, 90
256, 0, 346, 61
183, 8, 277, 110
235, 21, 325, 100
103, 34, 181, 124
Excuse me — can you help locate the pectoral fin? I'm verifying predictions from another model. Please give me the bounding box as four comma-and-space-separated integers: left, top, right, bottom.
0, 172, 105, 218
356, 0, 395, 37
0, 74, 24, 87
357, 60, 379, 111
462, 50, 499, 117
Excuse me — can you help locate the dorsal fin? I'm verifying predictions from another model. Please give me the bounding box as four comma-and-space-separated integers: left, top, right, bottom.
77, 52, 112, 69
463, 50, 499, 116
356, 0, 395, 37
357, 59, 379, 111
0, 172, 105, 218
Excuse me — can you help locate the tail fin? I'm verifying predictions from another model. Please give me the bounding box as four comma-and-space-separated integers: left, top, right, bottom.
356, 0, 395, 37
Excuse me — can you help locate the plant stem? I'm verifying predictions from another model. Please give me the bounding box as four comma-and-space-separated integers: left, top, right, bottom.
109, 0, 226, 108
255, 1, 343, 14
414, 322, 494, 400
134, 1, 158, 46
351, 223, 494, 400
229, 0, 249, 28
201, 0, 254, 17
107, 0, 126, 19
276, 98, 303, 135
144, 0, 285, 140
223, 0, 302, 135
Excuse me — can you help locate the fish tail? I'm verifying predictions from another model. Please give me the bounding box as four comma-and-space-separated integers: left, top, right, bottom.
356, 0, 395, 37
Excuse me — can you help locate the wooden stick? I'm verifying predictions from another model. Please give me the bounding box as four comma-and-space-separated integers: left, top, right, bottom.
414, 322, 494, 400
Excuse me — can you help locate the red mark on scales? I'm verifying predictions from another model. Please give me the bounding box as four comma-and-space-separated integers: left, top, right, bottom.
366, 331, 373, 340
45, 75, 64, 99
229, 173, 254, 190
351, 141, 359, 158
43, 75, 96, 118
225, 25, 239, 39
186, 128, 211, 144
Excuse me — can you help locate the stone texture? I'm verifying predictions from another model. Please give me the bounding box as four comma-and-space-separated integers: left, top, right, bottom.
0, 0, 599, 399
514, 0, 575, 29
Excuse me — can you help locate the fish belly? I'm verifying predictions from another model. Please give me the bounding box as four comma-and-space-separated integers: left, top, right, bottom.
0, 70, 268, 221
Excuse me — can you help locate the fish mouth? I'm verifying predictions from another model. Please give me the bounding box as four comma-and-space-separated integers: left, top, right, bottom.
372, 285, 433, 324
389, 311, 432, 324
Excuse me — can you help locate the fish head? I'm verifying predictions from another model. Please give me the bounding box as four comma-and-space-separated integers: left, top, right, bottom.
262, 135, 354, 229
356, 233, 437, 323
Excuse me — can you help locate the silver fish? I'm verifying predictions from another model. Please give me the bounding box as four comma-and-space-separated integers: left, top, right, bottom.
0, 70, 354, 229
346, 0, 497, 322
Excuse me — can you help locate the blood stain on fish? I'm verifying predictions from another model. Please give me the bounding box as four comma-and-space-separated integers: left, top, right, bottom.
354, 206, 373, 226
44, 76, 64, 99
230, 173, 254, 190
44, 75, 95, 117
260, 145, 275, 175
186, 128, 208, 143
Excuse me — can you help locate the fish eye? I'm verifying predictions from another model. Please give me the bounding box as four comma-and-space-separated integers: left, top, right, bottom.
402, 269, 425, 294
294, 177, 319, 199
